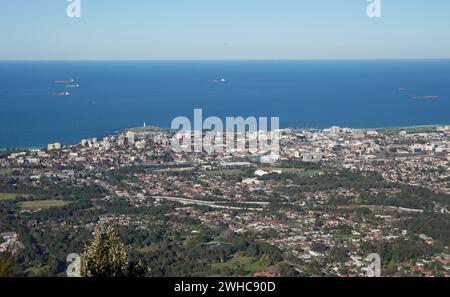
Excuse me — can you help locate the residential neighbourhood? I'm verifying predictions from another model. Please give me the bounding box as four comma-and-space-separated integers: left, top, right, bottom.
1, 125, 449, 276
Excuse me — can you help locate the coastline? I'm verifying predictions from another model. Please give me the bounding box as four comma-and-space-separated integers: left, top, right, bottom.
2, 60, 449, 150
1, 123, 448, 151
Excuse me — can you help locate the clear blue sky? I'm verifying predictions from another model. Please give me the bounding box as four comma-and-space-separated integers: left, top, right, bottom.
1, 0, 449, 60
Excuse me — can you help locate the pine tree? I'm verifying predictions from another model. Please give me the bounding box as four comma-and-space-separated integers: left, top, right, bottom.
80, 226, 128, 277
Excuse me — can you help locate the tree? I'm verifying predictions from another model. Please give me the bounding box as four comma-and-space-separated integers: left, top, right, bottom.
127, 261, 148, 277
384, 260, 397, 276
0, 252, 13, 277
80, 226, 128, 277
0, 244, 14, 277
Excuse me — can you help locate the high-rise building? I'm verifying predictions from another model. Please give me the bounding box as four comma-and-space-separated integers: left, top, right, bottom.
126, 131, 135, 145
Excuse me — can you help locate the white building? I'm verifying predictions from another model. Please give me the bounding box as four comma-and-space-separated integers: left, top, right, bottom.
47, 143, 61, 151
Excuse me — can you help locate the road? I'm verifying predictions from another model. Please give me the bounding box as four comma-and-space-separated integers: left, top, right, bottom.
150, 196, 268, 211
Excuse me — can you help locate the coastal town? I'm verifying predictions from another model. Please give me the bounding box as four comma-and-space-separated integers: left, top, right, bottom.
1, 124, 449, 276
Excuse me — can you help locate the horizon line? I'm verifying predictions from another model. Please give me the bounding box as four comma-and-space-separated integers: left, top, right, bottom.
1, 58, 450, 62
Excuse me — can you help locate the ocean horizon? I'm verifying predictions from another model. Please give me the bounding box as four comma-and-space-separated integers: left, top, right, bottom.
1, 60, 449, 148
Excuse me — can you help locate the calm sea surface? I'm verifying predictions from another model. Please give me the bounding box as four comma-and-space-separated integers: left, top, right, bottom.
0, 60, 449, 148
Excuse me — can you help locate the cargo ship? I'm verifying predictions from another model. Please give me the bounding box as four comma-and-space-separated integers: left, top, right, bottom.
52, 91, 71, 96
66, 84, 80, 88
54, 79, 75, 84
208, 78, 226, 83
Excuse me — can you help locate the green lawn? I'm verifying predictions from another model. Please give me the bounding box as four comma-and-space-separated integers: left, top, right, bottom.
0, 168, 13, 174
0, 192, 32, 201
18, 199, 70, 210
380, 126, 438, 136
206, 169, 246, 177
259, 167, 307, 173
128, 126, 166, 133
259, 167, 322, 176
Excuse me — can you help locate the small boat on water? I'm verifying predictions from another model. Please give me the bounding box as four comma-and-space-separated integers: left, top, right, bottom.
54, 79, 75, 84
208, 78, 226, 83
52, 91, 71, 97
66, 84, 80, 88
413, 96, 439, 100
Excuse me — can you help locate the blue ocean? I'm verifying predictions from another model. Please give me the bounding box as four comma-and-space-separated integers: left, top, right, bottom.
0, 60, 449, 148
